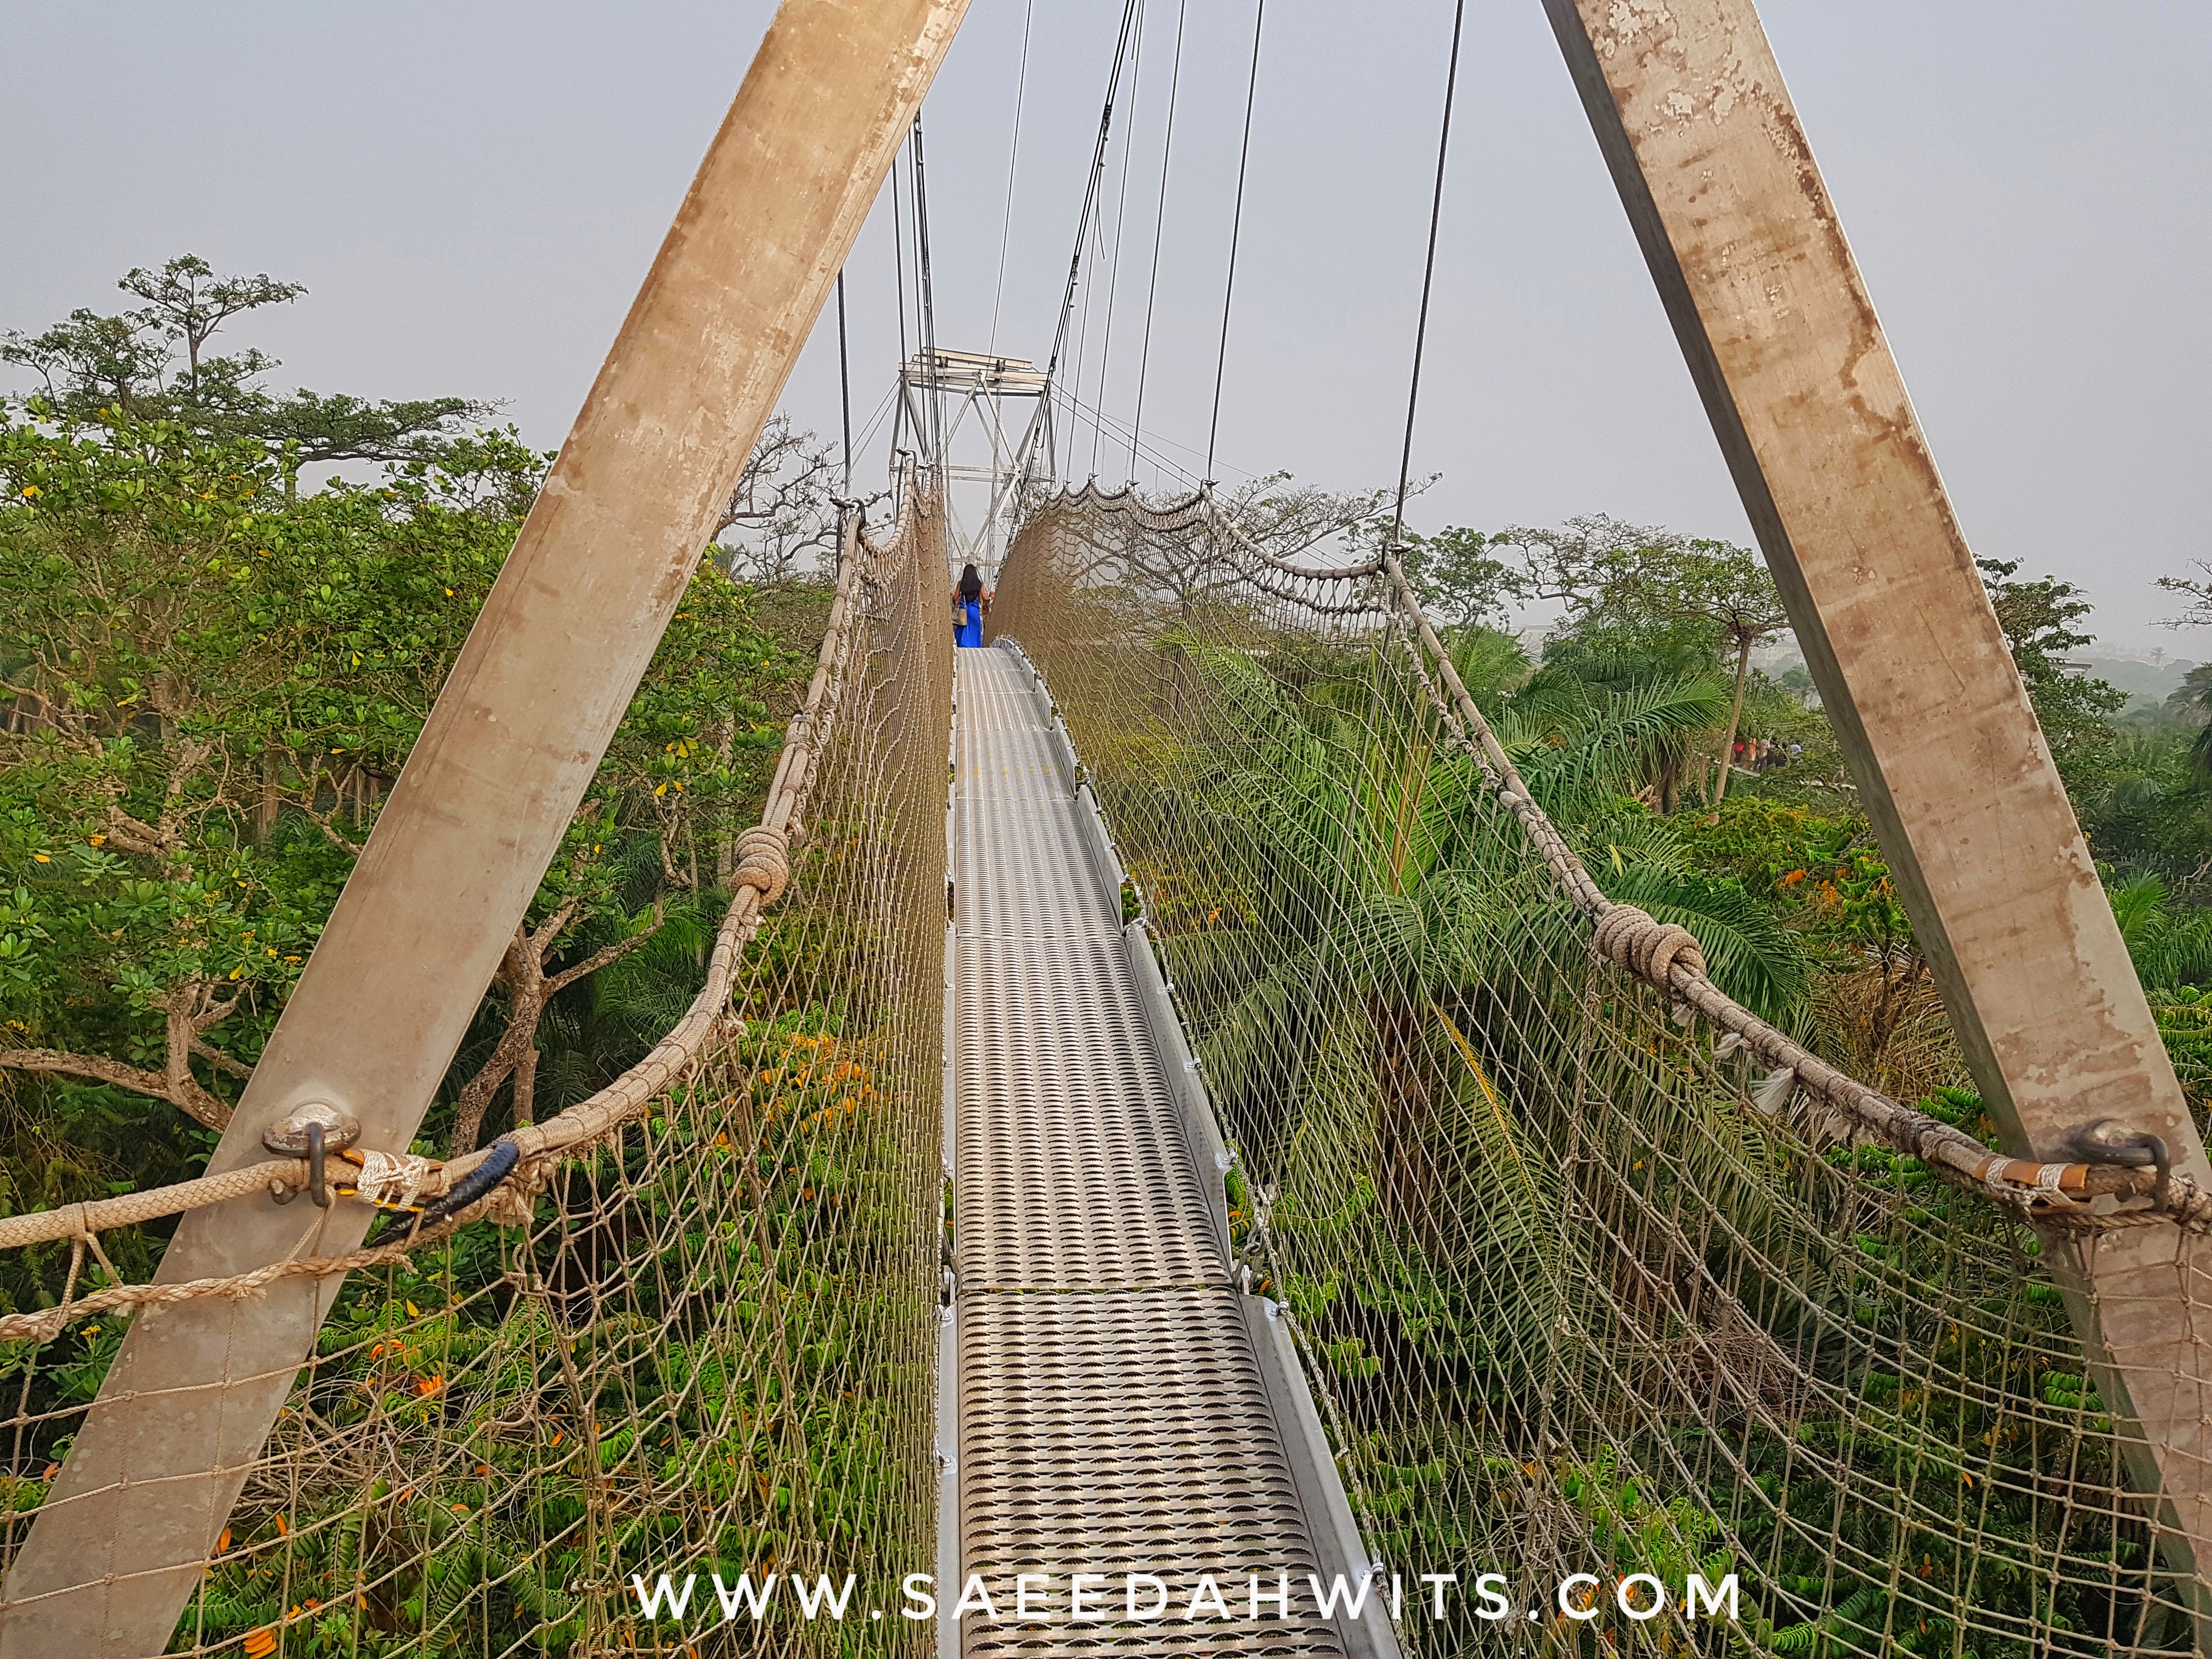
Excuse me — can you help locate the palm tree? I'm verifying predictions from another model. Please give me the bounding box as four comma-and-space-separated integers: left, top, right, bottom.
1131, 637, 1810, 1410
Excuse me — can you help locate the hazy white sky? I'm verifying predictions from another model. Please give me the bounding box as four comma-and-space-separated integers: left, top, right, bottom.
4, 2, 2208, 648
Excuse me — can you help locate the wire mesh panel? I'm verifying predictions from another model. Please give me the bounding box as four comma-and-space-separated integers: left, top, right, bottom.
0, 493, 953, 1656
988, 487, 2210, 1658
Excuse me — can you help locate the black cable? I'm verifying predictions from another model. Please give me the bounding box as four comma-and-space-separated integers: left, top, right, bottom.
1206, 0, 1266, 484
1091, 0, 1148, 478
1131, 0, 1188, 483
1391, 0, 1469, 551
837, 269, 853, 496
911, 117, 943, 479
988, 0, 1036, 359
890, 165, 909, 467
1045, 0, 1144, 393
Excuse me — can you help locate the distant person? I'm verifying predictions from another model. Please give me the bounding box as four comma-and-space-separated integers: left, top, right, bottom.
954, 563, 989, 648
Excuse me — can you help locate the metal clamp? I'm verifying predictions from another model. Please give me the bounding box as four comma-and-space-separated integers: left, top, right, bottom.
2062, 1118, 2173, 1209
263, 1101, 362, 1208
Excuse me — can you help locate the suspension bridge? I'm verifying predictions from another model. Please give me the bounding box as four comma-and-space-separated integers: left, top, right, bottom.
2, 2, 2210, 1656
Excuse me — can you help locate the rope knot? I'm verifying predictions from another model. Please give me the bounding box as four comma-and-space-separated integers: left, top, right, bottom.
1592, 903, 1708, 985
732, 826, 791, 906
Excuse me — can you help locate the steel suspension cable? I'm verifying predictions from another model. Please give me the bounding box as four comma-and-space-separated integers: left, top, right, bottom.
1091, 0, 1148, 478
1044, 0, 1144, 395
1390, 0, 1469, 550
890, 165, 909, 468
986, 0, 1036, 360
1130, 0, 1189, 483
1205, 0, 1267, 483
837, 269, 853, 495
911, 116, 943, 484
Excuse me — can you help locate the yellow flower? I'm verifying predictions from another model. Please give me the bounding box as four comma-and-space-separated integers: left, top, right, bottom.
19, 485, 40, 498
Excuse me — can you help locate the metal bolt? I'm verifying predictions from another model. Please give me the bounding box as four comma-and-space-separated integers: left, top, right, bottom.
263, 1101, 361, 1209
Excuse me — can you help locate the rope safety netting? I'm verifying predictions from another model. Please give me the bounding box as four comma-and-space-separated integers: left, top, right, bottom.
1, 485, 953, 1654
5, 462, 2211, 1657
984, 482, 2211, 1657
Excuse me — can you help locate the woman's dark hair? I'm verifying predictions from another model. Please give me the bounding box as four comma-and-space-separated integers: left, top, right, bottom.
958, 563, 983, 602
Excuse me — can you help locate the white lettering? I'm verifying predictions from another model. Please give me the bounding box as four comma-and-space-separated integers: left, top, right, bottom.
1309, 1573, 1373, 1620
950, 1576, 998, 1622
1126, 1575, 1169, 1620
1015, 1575, 1049, 1618
1684, 1574, 1740, 1621
789, 1575, 857, 1621
1420, 1573, 1457, 1620
1472, 1574, 1511, 1621
630, 1575, 695, 1620
1187, 1575, 1229, 1620
1070, 1574, 1108, 1621
1250, 1572, 1290, 1618
1618, 1575, 1666, 1620
714, 1573, 776, 1621
900, 1573, 936, 1621
1558, 1574, 1601, 1621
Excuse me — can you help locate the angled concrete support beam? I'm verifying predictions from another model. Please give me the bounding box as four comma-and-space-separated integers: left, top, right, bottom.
1542, 0, 2212, 1615
0, 2, 969, 1650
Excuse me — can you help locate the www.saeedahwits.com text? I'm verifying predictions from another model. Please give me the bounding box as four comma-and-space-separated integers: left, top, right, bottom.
629, 1568, 1743, 1628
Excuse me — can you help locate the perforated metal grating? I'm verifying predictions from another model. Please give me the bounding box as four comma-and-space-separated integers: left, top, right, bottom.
951, 647, 1342, 1658
958, 1293, 1341, 1657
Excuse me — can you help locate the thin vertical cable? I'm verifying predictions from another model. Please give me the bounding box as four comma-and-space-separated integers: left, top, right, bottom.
1091, 0, 1147, 478
988, 0, 1036, 359
1391, 0, 1469, 550
1130, 0, 1188, 483
837, 269, 853, 496
911, 116, 943, 488
1045, 0, 1144, 386
890, 166, 910, 467
1206, 0, 1266, 483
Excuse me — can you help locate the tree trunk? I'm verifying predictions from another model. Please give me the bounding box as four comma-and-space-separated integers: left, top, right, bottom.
1713, 633, 1753, 805
1370, 1001, 1444, 1258
511, 1041, 540, 1131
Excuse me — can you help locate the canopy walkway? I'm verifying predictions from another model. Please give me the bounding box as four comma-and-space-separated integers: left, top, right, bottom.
4, 479, 2206, 1658
4, 1, 2212, 1655
951, 639, 1383, 1657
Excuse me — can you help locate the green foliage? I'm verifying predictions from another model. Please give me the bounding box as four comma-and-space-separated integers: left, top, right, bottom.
2, 254, 493, 471
0, 405, 811, 1348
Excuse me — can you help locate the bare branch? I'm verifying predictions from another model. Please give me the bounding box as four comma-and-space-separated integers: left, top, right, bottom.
546, 905, 667, 996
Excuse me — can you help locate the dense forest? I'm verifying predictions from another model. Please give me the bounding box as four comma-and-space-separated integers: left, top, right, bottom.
0, 259, 844, 1322
5, 256, 2212, 1652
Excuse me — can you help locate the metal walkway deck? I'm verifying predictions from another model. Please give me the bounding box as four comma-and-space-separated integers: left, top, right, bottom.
946, 644, 1389, 1658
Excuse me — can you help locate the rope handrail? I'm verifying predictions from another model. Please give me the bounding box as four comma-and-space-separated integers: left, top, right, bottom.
1007, 481, 2197, 1232
0, 476, 908, 1333
1380, 545, 2194, 1231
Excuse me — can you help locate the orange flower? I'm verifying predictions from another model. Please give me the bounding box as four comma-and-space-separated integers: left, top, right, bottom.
417, 1375, 443, 1396
243, 1630, 278, 1658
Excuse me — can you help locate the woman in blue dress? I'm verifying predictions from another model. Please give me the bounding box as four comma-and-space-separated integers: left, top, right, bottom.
954, 563, 988, 648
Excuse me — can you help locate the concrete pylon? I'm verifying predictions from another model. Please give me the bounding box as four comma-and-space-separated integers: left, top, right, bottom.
1542, 0, 2212, 1627
0, 2, 970, 1650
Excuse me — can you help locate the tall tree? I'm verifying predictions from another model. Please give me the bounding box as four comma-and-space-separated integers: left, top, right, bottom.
1492, 516, 1791, 803
2, 254, 494, 488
